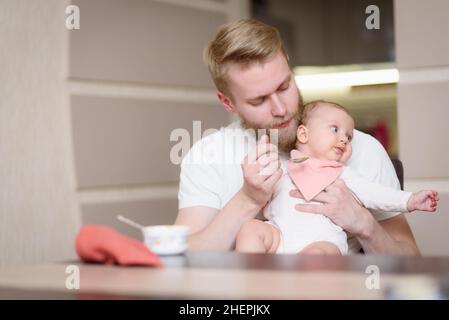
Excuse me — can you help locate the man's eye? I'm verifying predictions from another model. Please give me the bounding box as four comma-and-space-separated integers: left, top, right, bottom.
279, 83, 289, 91
347, 135, 353, 141
330, 126, 338, 133
249, 98, 264, 106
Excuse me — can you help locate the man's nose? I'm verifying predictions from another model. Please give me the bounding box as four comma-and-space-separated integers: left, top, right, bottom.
270, 94, 286, 117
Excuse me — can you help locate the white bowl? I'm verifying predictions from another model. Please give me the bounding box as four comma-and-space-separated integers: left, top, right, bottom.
142, 225, 190, 255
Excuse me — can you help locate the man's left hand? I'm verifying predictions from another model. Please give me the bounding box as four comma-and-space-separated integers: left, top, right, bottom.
289, 179, 372, 237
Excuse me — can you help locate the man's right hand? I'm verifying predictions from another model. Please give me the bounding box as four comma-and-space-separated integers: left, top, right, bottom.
240, 134, 283, 209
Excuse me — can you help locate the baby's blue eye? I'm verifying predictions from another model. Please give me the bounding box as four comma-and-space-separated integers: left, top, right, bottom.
330, 126, 338, 133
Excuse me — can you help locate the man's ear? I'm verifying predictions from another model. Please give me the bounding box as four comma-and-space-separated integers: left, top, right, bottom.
297, 125, 309, 144
217, 91, 235, 113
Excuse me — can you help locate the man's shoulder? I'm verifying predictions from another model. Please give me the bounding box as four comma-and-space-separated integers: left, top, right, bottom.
352, 129, 383, 149
194, 121, 246, 145
348, 129, 399, 187
349, 130, 387, 171
181, 121, 254, 165
350, 129, 388, 163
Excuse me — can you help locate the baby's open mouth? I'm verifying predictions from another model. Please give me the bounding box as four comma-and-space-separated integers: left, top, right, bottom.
334, 147, 345, 154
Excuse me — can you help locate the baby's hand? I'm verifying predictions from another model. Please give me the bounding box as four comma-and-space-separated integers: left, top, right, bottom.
407, 190, 439, 212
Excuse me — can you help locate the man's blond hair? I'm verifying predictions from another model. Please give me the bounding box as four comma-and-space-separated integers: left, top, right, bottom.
204, 19, 289, 97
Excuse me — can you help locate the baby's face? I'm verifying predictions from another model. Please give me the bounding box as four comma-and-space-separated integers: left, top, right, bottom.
300, 105, 354, 163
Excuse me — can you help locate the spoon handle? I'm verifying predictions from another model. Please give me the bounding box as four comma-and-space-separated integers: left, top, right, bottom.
117, 215, 144, 230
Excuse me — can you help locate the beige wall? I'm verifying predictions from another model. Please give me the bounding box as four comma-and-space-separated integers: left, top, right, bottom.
395, 0, 449, 255
70, 0, 249, 239
0, 0, 249, 267
0, 0, 80, 268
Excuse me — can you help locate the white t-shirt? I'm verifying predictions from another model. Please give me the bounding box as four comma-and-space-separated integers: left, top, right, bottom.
178, 121, 403, 254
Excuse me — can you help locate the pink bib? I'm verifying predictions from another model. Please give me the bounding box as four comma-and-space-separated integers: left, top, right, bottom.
286, 149, 343, 202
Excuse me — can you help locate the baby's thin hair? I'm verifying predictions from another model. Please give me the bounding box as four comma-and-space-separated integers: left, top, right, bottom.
300, 100, 351, 125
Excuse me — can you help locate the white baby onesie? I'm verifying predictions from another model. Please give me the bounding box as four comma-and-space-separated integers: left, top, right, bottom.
263, 162, 412, 255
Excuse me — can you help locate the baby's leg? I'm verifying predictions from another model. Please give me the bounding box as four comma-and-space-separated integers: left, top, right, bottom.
236, 219, 280, 253
300, 241, 342, 255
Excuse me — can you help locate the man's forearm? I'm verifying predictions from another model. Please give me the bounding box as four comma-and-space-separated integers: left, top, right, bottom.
356, 212, 420, 255
187, 191, 261, 251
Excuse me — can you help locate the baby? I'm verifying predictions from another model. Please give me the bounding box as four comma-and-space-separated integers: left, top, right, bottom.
236, 100, 438, 255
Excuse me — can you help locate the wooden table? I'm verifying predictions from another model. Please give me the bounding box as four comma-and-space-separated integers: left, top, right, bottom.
1, 252, 449, 299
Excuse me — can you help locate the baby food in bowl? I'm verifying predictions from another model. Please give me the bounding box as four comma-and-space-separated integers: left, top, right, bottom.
143, 225, 190, 255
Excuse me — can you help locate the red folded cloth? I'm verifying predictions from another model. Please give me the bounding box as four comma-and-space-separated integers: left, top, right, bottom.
75, 224, 163, 267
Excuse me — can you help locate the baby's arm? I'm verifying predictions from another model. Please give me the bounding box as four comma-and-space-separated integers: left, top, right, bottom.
340, 167, 438, 213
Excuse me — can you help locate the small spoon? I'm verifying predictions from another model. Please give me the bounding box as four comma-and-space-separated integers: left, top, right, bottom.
117, 215, 144, 231
290, 156, 309, 163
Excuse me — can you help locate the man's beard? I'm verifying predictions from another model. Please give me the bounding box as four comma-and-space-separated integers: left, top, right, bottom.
240, 95, 304, 153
